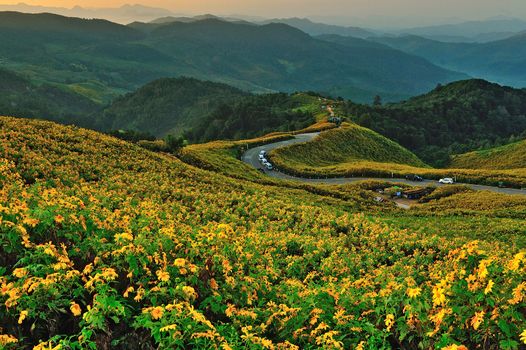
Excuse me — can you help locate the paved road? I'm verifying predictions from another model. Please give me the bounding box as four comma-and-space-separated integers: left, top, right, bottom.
242, 133, 526, 197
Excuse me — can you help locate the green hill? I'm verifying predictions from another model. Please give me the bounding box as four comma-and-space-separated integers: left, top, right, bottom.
343, 79, 526, 166
269, 123, 426, 173
0, 68, 100, 127
450, 139, 526, 169
0, 12, 464, 104
184, 93, 318, 142
100, 78, 320, 140
99, 77, 248, 137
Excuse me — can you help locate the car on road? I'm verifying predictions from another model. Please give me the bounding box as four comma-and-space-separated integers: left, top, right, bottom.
259, 150, 266, 156
265, 163, 273, 170
405, 174, 424, 182
259, 154, 265, 161
439, 178, 455, 184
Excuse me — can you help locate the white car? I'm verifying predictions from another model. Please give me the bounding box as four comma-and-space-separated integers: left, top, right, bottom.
265, 163, 274, 170
439, 178, 455, 184
262, 159, 269, 166
259, 150, 266, 156
259, 154, 265, 161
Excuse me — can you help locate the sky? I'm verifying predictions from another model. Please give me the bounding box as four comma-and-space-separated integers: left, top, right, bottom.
0, 0, 525, 27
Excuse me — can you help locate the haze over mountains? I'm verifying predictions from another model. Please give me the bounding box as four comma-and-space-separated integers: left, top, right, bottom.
0, 11, 467, 104
0, 5, 525, 102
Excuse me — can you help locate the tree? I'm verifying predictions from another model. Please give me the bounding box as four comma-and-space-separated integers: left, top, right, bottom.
373, 95, 382, 106
358, 114, 372, 128
165, 134, 186, 153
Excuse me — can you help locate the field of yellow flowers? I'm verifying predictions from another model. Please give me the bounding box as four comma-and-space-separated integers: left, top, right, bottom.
1, 116, 526, 349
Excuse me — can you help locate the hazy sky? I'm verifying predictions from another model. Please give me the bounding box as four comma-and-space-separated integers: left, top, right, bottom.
1, 0, 525, 26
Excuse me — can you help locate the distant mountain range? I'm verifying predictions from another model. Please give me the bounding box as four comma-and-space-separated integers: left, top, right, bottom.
393, 18, 526, 43
372, 33, 526, 88
0, 11, 465, 104
0, 3, 176, 24
257, 18, 375, 38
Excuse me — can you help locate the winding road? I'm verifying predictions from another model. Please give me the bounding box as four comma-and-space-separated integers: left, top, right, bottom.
242, 133, 526, 197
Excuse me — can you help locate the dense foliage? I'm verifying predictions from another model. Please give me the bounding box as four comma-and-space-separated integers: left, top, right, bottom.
343, 79, 526, 166
2, 117, 526, 349
186, 93, 315, 143
0, 68, 100, 127
100, 77, 247, 137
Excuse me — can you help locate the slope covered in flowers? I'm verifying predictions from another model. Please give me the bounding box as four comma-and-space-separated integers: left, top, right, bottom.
1, 116, 526, 349
450, 139, 526, 170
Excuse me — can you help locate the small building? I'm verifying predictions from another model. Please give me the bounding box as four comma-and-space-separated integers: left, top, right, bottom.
403, 188, 433, 200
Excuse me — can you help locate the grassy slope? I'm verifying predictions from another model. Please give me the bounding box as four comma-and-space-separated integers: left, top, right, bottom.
271, 123, 426, 168
269, 122, 427, 175
266, 123, 526, 187
2, 116, 526, 348
450, 139, 526, 169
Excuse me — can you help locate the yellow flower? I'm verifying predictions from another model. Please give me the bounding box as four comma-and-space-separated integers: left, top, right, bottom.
406, 287, 421, 299
470, 311, 484, 330
150, 306, 164, 320
432, 285, 447, 306
156, 269, 170, 282
100, 267, 118, 281
484, 280, 494, 295
70, 302, 82, 317
174, 258, 186, 267
385, 314, 395, 332
520, 329, 526, 344
443, 345, 468, 350
13, 268, 28, 278
159, 324, 178, 332
0, 334, 18, 346
182, 286, 197, 300
18, 310, 28, 324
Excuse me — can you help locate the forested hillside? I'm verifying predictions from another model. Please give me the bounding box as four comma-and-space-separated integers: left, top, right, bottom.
99, 77, 247, 136
185, 93, 316, 142
344, 79, 526, 166
0, 68, 100, 126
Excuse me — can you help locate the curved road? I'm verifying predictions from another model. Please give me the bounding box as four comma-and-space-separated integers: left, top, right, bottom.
242, 133, 526, 197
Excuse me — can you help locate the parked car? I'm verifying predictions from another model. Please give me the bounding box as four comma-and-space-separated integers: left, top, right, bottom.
406, 174, 424, 181
259, 150, 266, 156
259, 154, 265, 161
262, 160, 269, 166
439, 178, 455, 184
265, 163, 274, 170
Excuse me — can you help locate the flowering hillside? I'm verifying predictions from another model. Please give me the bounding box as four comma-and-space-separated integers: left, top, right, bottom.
1, 116, 526, 349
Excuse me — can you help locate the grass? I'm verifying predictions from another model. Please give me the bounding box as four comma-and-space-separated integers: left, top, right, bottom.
269, 123, 426, 168
450, 139, 526, 170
